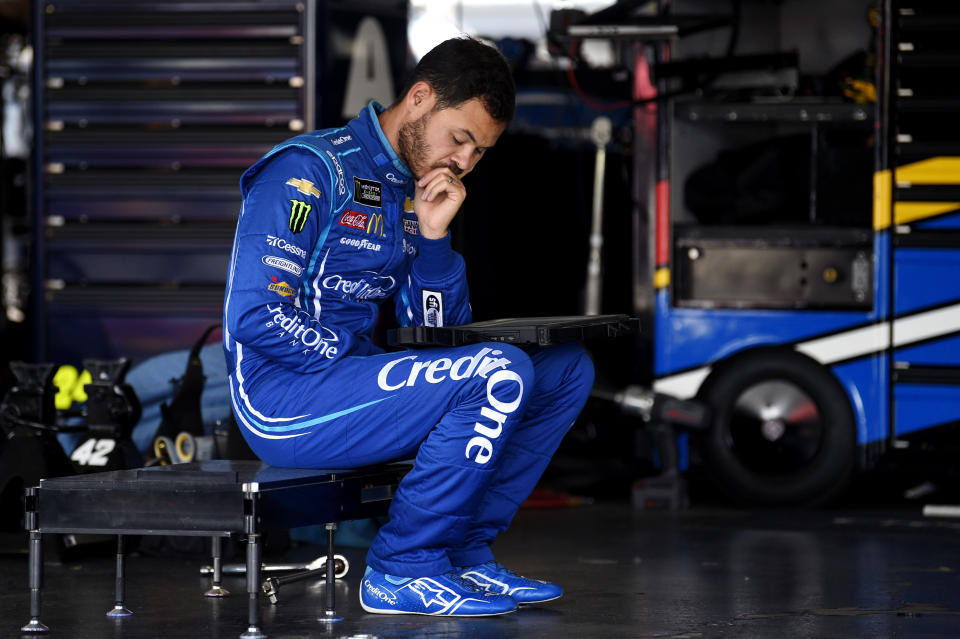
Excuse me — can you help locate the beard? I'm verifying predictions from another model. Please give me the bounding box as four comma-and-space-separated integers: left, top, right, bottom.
397, 111, 459, 180
397, 112, 432, 180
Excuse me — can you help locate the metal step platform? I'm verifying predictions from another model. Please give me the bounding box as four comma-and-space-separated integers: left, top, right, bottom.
21, 460, 410, 638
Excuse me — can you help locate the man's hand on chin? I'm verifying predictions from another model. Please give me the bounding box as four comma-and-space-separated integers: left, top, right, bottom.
414, 167, 466, 240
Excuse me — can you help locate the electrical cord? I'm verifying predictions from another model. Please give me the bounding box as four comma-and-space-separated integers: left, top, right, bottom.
0, 407, 88, 433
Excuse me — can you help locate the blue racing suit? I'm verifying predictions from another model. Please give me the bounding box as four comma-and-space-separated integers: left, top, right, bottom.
223, 102, 594, 577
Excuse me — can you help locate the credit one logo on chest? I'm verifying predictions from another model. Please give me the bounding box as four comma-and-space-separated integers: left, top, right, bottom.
323, 271, 396, 300
376, 348, 524, 465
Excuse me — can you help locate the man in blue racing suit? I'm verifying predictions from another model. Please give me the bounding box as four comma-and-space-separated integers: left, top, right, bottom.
223, 37, 594, 616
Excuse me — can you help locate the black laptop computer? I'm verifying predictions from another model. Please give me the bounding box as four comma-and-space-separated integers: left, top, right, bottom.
387, 314, 640, 348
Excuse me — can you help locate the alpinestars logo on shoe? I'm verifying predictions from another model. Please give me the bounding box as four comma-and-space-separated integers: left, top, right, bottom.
363, 577, 462, 614
409, 579, 458, 610
461, 571, 510, 595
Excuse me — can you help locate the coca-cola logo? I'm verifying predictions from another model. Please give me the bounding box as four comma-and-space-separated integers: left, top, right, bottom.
339, 210, 368, 231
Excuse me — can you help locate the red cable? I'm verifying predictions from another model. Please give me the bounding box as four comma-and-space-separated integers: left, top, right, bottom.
566, 43, 631, 111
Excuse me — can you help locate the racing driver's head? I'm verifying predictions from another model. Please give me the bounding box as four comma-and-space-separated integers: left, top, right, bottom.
385, 37, 516, 181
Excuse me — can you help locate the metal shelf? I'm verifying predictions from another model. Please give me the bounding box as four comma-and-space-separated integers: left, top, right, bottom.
675, 100, 873, 124
32, 0, 314, 363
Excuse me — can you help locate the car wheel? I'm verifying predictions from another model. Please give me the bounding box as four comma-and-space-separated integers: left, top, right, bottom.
697, 348, 856, 506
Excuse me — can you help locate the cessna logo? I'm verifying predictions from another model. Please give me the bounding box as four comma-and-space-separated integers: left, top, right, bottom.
285, 177, 320, 198
266, 235, 307, 259
288, 200, 312, 233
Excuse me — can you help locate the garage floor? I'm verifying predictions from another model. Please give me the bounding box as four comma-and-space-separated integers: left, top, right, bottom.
3, 490, 960, 639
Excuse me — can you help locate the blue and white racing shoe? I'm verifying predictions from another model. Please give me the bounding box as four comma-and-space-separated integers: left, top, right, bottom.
360, 567, 518, 616
459, 562, 563, 604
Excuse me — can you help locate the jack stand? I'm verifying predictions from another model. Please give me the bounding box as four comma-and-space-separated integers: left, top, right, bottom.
105, 535, 133, 617
317, 523, 342, 623
205, 536, 230, 597
632, 424, 690, 510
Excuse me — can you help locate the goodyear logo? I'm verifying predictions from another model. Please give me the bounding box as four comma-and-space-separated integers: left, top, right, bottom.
288, 199, 312, 233
285, 177, 320, 198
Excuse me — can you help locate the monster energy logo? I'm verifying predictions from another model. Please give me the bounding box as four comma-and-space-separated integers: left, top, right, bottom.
288, 200, 312, 233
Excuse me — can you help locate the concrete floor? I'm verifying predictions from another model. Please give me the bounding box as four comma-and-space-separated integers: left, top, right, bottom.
3, 497, 960, 639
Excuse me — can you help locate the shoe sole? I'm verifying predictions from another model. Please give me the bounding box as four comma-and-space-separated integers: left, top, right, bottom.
360, 600, 518, 616
517, 593, 562, 605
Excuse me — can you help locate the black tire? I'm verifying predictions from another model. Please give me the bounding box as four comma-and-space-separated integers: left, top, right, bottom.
697, 348, 856, 506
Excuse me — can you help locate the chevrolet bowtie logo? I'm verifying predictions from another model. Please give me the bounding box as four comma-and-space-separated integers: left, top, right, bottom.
286, 177, 320, 198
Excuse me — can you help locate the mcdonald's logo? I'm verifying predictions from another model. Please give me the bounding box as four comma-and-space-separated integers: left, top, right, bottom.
366, 213, 385, 237
288, 199, 312, 233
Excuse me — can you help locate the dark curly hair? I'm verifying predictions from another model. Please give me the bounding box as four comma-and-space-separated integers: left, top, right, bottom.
398, 37, 516, 124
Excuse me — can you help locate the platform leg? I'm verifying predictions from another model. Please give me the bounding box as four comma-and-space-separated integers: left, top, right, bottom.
240, 534, 266, 639
317, 523, 342, 623
106, 535, 133, 617
205, 536, 230, 597
21, 530, 48, 633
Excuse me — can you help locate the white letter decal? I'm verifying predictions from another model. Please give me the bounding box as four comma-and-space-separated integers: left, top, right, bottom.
485, 369, 524, 414
425, 358, 453, 383
377, 355, 416, 391
465, 436, 493, 465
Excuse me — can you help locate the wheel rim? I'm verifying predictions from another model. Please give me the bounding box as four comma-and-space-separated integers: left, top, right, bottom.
726, 380, 824, 475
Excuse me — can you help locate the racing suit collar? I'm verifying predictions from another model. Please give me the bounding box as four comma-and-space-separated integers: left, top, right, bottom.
351, 102, 414, 190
